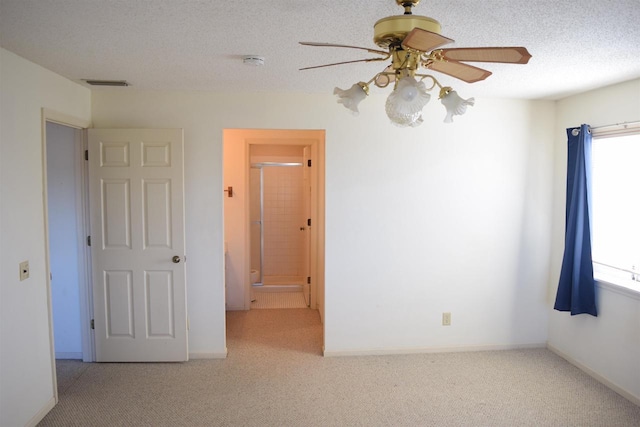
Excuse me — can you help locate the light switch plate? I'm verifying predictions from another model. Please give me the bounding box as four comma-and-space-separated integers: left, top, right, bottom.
19, 261, 29, 281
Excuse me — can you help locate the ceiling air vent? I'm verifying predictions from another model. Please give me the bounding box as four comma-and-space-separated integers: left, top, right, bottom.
83, 79, 130, 86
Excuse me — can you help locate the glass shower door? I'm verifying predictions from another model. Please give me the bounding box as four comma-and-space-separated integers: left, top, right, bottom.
249, 167, 262, 285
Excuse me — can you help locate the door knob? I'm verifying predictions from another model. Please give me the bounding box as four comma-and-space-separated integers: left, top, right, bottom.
172, 256, 181, 263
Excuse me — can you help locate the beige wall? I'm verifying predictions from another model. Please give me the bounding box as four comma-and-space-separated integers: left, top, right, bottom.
1, 48, 92, 427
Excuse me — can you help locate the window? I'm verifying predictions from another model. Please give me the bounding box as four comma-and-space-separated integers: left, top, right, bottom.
591, 127, 640, 291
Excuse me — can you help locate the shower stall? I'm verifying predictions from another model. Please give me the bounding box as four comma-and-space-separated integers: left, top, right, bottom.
250, 161, 309, 297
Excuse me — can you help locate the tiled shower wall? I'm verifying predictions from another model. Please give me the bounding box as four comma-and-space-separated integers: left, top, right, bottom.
262, 166, 304, 278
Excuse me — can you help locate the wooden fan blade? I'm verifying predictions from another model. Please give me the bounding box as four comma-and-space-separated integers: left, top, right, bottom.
299, 42, 389, 56
401, 28, 454, 52
299, 57, 388, 71
436, 47, 532, 64
426, 59, 492, 83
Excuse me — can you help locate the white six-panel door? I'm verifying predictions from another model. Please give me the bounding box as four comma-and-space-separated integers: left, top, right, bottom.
88, 129, 188, 362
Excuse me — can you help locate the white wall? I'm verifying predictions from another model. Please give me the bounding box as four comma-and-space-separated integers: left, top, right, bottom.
0, 48, 91, 427
46, 122, 82, 358
92, 89, 555, 357
323, 97, 555, 354
548, 78, 640, 403
1, 43, 634, 424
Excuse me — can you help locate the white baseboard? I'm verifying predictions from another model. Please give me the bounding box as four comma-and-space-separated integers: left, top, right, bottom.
25, 396, 56, 427
547, 343, 640, 406
323, 342, 546, 357
55, 352, 83, 360
189, 350, 227, 360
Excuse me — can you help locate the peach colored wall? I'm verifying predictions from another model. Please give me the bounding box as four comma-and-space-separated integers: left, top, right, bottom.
222, 129, 324, 312
252, 144, 303, 158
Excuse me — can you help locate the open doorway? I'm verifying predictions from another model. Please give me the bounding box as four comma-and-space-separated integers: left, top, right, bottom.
45, 122, 86, 361
249, 145, 311, 308
41, 110, 92, 402
222, 129, 325, 326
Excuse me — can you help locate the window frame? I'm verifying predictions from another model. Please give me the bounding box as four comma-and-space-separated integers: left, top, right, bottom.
590, 123, 640, 298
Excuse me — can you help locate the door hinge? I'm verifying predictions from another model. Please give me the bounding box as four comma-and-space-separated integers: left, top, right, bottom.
307, 276, 311, 284
307, 159, 312, 167
85, 150, 88, 161
87, 236, 91, 246
307, 218, 311, 227
90, 319, 95, 330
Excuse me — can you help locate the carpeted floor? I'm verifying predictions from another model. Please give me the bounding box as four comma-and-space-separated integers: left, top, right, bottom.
40, 309, 640, 426
54, 360, 91, 395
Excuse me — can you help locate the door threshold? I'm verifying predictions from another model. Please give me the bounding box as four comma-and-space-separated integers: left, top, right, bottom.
252, 284, 303, 293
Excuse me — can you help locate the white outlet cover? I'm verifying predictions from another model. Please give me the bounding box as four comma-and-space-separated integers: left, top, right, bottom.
19, 261, 29, 281
442, 312, 451, 326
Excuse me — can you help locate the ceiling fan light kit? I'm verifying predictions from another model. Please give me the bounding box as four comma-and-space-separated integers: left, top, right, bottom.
300, 0, 531, 127
384, 73, 430, 127
334, 82, 369, 114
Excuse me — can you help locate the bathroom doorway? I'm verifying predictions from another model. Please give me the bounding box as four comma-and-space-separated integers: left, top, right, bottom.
249, 145, 311, 306
222, 129, 325, 322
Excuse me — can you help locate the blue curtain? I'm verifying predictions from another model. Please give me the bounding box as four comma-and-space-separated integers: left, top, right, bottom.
554, 124, 597, 316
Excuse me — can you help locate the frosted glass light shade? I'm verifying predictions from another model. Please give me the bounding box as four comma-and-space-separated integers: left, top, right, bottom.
440, 90, 475, 123
334, 83, 368, 114
385, 76, 431, 127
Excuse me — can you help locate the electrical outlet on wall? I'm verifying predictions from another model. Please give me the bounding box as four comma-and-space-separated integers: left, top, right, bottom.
19, 261, 29, 281
442, 312, 451, 326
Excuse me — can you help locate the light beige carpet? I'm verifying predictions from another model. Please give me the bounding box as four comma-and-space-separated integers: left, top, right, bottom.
40, 309, 640, 426
53, 359, 90, 395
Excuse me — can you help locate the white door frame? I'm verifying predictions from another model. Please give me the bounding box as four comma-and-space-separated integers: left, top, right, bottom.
41, 109, 92, 403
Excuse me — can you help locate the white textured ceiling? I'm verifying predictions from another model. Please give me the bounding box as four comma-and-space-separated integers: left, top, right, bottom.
1, 0, 639, 100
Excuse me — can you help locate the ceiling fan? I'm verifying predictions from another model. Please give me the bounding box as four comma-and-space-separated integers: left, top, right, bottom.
300, 0, 531, 126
